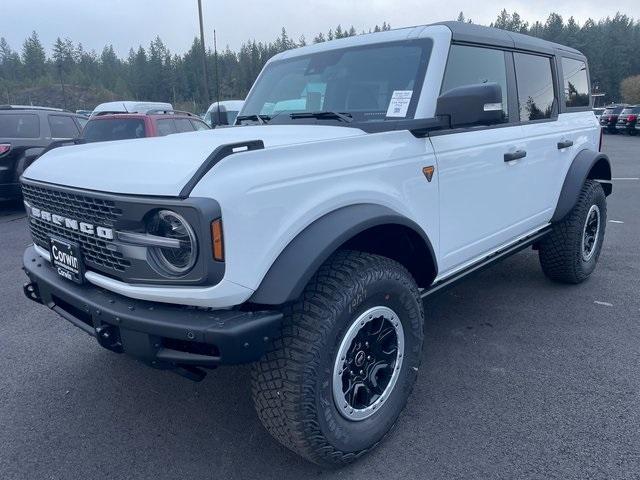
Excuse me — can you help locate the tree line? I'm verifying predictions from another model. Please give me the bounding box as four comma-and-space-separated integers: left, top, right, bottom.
0, 11, 639, 112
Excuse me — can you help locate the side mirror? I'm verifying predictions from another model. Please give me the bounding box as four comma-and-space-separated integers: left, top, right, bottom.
435, 83, 504, 129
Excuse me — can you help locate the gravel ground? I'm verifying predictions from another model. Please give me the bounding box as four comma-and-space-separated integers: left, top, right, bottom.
0, 134, 638, 479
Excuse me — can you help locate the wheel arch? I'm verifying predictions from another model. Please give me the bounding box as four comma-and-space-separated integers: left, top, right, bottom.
552, 149, 612, 223
249, 204, 438, 305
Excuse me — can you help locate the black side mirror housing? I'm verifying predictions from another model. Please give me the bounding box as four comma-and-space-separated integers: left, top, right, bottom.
435, 83, 504, 129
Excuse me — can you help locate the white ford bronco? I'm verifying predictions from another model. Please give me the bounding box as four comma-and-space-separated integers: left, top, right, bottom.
21, 22, 611, 466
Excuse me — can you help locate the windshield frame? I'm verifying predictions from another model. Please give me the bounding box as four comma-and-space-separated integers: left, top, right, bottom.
239, 38, 434, 128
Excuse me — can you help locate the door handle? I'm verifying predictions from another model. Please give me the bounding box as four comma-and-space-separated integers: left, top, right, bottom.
504, 150, 527, 162
557, 140, 574, 149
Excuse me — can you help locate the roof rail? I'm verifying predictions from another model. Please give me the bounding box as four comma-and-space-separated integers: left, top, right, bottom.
146, 109, 198, 117
0, 105, 67, 112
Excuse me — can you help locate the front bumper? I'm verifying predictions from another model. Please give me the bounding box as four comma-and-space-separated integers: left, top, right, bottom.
23, 246, 282, 376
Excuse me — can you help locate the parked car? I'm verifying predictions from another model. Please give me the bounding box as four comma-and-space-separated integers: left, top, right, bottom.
204, 100, 244, 127
0, 105, 87, 201
615, 105, 640, 135
75, 109, 93, 117
599, 105, 627, 133
82, 108, 209, 144
20, 22, 611, 466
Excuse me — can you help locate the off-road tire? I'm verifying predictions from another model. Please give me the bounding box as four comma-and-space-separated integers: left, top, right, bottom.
539, 180, 607, 283
251, 250, 424, 467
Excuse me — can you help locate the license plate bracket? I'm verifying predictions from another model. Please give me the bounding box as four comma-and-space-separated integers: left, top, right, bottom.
49, 237, 85, 284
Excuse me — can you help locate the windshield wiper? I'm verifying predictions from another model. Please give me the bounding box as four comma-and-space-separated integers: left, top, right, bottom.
289, 111, 354, 123
236, 114, 271, 125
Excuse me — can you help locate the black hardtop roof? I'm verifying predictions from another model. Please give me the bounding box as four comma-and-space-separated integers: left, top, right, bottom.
434, 21, 584, 58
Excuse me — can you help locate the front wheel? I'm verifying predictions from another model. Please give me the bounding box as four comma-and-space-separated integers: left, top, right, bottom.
538, 180, 607, 284
251, 250, 424, 467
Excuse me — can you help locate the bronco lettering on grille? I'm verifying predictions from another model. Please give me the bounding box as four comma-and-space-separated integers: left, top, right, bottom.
24, 201, 114, 240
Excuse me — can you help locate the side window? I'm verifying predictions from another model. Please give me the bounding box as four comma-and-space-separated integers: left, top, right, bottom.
562, 57, 590, 108
190, 119, 209, 131
156, 119, 176, 136
514, 53, 556, 122
48, 115, 80, 138
441, 44, 509, 123
0, 114, 40, 138
174, 118, 194, 133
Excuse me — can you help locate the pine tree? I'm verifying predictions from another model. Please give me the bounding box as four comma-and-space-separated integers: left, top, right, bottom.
22, 31, 47, 81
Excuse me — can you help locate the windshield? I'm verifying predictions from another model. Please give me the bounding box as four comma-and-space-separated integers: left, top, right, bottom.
604, 107, 623, 115
82, 118, 146, 143
240, 40, 432, 125
621, 107, 640, 114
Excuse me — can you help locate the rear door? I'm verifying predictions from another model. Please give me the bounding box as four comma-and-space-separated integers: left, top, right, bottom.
429, 44, 527, 273
517, 54, 597, 218
508, 52, 564, 222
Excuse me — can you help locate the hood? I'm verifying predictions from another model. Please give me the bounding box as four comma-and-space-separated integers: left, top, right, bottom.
24, 125, 365, 196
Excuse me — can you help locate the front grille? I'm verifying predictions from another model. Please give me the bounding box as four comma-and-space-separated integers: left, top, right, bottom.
22, 183, 131, 274
22, 183, 122, 227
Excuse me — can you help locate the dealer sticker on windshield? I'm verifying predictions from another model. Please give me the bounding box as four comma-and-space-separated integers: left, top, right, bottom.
386, 90, 413, 118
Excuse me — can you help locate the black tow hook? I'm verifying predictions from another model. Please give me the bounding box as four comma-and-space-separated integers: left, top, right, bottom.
95, 324, 124, 353
23, 282, 42, 304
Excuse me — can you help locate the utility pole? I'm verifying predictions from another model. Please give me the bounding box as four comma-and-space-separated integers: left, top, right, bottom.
197, 0, 211, 106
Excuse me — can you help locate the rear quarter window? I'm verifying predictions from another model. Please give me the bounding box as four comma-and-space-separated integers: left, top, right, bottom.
0, 113, 40, 138
562, 58, 590, 108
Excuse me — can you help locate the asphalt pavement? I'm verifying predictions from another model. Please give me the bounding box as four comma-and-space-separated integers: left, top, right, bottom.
1, 134, 638, 479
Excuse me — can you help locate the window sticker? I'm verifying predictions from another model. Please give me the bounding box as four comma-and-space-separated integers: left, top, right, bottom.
386, 90, 413, 118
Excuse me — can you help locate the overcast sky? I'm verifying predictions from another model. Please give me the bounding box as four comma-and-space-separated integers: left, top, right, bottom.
3, 0, 640, 57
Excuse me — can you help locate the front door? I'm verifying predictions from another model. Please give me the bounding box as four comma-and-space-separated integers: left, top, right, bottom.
430, 44, 530, 274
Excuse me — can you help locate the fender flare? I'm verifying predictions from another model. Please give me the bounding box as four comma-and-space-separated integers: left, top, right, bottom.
249, 204, 437, 305
552, 149, 612, 222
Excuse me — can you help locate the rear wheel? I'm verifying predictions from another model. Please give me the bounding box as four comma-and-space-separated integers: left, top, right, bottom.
538, 180, 606, 283
251, 250, 424, 466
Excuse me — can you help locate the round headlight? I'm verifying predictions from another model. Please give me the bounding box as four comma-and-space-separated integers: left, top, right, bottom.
147, 210, 198, 276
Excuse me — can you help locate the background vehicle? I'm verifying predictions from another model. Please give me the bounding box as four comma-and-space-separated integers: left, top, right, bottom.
21, 22, 610, 467
600, 105, 626, 133
90, 101, 173, 117
204, 100, 244, 127
82, 109, 209, 143
593, 107, 605, 120
615, 105, 640, 135
0, 105, 87, 200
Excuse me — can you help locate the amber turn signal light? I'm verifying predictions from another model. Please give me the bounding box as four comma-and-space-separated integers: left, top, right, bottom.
211, 219, 224, 261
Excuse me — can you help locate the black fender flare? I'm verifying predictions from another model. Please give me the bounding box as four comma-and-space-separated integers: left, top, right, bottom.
249, 204, 437, 305
552, 149, 612, 222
